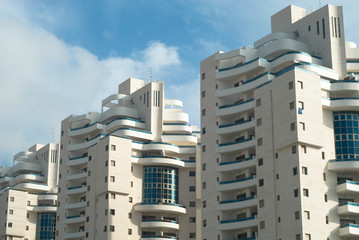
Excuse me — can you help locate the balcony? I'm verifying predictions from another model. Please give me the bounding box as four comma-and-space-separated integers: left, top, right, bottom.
328, 159, 359, 172
217, 58, 268, 80
13, 173, 45, 183
217, 157, 256, 172
65, 201, 87, 210
102, 106, 139, 121
217, 138, 255, 154
67, 156, 89, 167
13, 182, 49, 193
217, 119, 255, 135
136, 156, 185, 168
162, 123, 192, 134
68, 122, 104, 137
38, 193, 57, 201
141, 236, 178, 240
141, 220, 179, 230
134, 203, 186, 215
217, 176, 256, 192
63, 231, 86, 239
142, 142, 179, 153
338, 202, 359, 216
105, 117, 145, 132
11, 162, 41, 175
218, 216, 258, 231
347, 60, 359, 72
216, 99, 254, 117
112, 128, 154, 141
322, 97, 359, 111
27, 205, 56, 212
218, 196, 257, 211
161, 134, 197, 145
337, 180, 359, 194
68, 134, 106, 151
163, 112, 189, 124
66, 186, 87, 195
178, 146, 196, 154
339, 223, 359, 237
66, 172, 87, 181
64, 215, 86, 224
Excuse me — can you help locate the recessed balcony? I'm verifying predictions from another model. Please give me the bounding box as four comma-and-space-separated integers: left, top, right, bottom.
218, 196, 257, 211
218, 216, 258, 231
13, 182, 49, 193
68, 122, 104, 137
136, 156, 185, 168
217, 176, 256, 192
217, 157, 256, 172
27, 205, 56, 212
161, 134, 197, 145
162, 123, 192, 134
63, 231, 86, 239
142, 142, 179, 154
65, 201, 87, 210
66, 172, 87, 181
338, 202, 359, 216
67, 156, 89, 167
112, 128, 154, 141
322, 97, 359, 111
217, 138, 255, 153
11, 162, 41, 175
68, 134, 106, 151
105, 117, 145, 132
337, 180, 359, 194
216, 99, 254, 117
64, 215, 86, 224
339, 223, 359, 237
141, 220, 179, 230
141, 236, 178, 240
66, 186, 87, 195
217, 58, 268, 80
134, 203, 186, 215
217, 119, 255, 135
328, 159, 359, 172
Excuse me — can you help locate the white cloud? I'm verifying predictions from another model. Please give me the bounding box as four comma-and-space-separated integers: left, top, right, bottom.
0, 8, 187, 166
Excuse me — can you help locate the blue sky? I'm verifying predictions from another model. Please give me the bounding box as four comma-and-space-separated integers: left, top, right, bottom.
0, 0, 358, 166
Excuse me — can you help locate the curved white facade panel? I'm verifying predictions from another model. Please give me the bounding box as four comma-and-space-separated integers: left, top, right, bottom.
38, 194, 57, 201
11, 162, 41, 175
134, 203, 187, 214
217, 139, 255, 153
337, 181, 359, 194
63, 231, 86, 239
67, 156, 89, 166
14, 173, 45, 183
112, 128, 154, 141
218, 217, 258, 231
178, 146, 196, 154
217, 177, 257, 192
27, 205, 57, 212
328, 160, 359, 172
216, 120, 255, 135
216, 100, 254, 117
254, 32, 294, 48
347, 62, 359, 72
162, 124, 192, 133
322, 98, 359, 111
140, 237, 178, 240
106, 118, 145, 132
64, 215, 86, 224
161, 135, 197, 145
216, 59, 268, 79
218, 197, 257, 211
340, 224, 359, 237
68, 134, 105, 151
66, 186, 87, 195
66, 172, 87, 181
102, 106, 139, 121
322, 81, 359, 92
15, 182, 50, 192
65, 201, 87, 210
138, 157, 185, 168
68, 123, 104, 137
141, 220, 180, 230
338, 202, 359, 215
217, 158, 256, 172
258, 38, 309, 58
142, 143, 179, 153
163, 112, 189, 123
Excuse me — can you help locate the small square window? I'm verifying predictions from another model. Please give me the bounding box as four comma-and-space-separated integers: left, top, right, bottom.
293, 167, 298, 175
10, 197, 14, 202
202, 109, 206, 116
128, 229, 132, 235
189, 201, 196, 207
257, 118, 262, 126
303, 188, 309, 197
202, 127, 206, 134
302, 167, 308, 175
110, 176, 115, 182
256, 99, 262, 107
202, 163, 206, 171
111, 193, 116, 199
295, 211, 300, 220
9, 209, 13, 215
296, 234, 301, 240
258, 158, 263, 166
129, 197, 133, 203
110, 209, 115, 215
203, 219, 207, 227
298, 101, 304, 110
105, 145, 109, 151
259, 199, 264, 208
110, 225, 115, 232
202, 145, 206, 152
260, 221, 265, 229
289, 81, 294, 89
110, 160, 115, 166
8, 222, 12, 227
189, 186, 195, 192
111, 145, 116, 151
203, 200, 207, 208
301, 145, 307, 153
202, 91, 206, 98
292, 146, 297, 154
128, 213, 132, 219
202, 182, 206, 189
304, 211, 310, 219
300, 122, 305, 130
201, 73, 205, 80
259, 178, 264, 187
294, 189, 299, 197
189, 217, 196, 223
298, 81, 303, 89
189, 232, 196, 238
291, 122, 296, 131
189, 171, 195, 177
257, 138, 263, 146
305, 233, 311, 240
290, 101, 295, 110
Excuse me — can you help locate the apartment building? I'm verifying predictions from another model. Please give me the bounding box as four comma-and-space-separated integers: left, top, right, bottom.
201, 4, 359, 240
56, 78, 201, 240
0, 143, 59, 240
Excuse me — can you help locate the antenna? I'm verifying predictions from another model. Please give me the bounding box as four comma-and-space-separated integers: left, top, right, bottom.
319, 0, 322, 8
148, 67, 152, 83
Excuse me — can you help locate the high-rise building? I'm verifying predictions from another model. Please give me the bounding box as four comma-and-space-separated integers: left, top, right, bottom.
200, 4, 359, 240
57, 78, 201, 240
0, 143, 59, 240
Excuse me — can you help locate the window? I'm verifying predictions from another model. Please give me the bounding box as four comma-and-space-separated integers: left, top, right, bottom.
322, 152, 325, 159
189, 186, 195, 192
111, 145, 116, 151
305, 233, 311, 240
259, 178, 264, 187
289, 81, 294, 89
129, 197, 133, 203
304, 211, 310, 219
257, 138, 263, 146
110, 209, 115, 215
202, 127, 206, 134
203, 182, 206, 189
308, 25, 311, 31
291, 122, 296, 131
111, 193, 116, 199
277, 195, 280, 201
324, 194, 328, 202
275, 153, 278, 158
323, 173, 326, 181
316, 21, 320, 35
128, 213, 132, 219
303, 188, 309, 197
105, 145, 109, 151
203, 219, 207, 227
292, 145, 297, 154
301, 145, 307, 153
322, 18, 326, 39
203, 201, 207, 208
202, 145, 206, 152
189, 201, 196, 207
300, 122, 305, 130
110, 160, 115, 166
293, 167, 298, 175
128, 229, 132, 235
326, 216, 329, 224
110, 225, 115, 232
295, 211, 300, 220
105, 160, 108, 166
131, 181, 133, 187
202, 109, 206, 116
105, 177, 108, 182
9, 209, 13, 215
302, 167, 308, 175
298, 101, 304, 110
202, 91, 205, 98
258, 158, 263, 166
278, 217, 281, 222
202, 163, 206, 171
189, 217, 196, 223
105, 209, 108, 215
10, 197, 14, 202
259, 199, 264, 208
189, 171, 195, 177
8, 222, 12, 227
26, 225, 29, 230
257, 118, 262, 126
276, 174, 279, 179
294, 189, 299, 197
298, 81, 303, 89
296, 234, 301, 240
201, 73, 205, 80
290, 101, 295, 110
256, 99, 261, 107
110, 176, 115, 182
260, 221, 265, 229
189, 232, 196, 238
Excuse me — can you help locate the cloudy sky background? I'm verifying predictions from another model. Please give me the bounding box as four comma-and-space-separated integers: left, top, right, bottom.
0, 0, 358, 166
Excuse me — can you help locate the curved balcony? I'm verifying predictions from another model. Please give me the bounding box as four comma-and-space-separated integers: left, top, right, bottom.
217, 99, 254, 117
27, 205, 56, 212
322, 97, 359, 111
14, 173, 45, 183
66, 172, 87, 181
141, 236, 178, 240
217, 157, 256, 172
161, 134, 197, 145
101, 106, 139, 122
328, 159, 359, 172
218, 216, 258, 231
67, 156, 88, 167
68, 123, 104, 137
217, 138, 255, 153
217, 119, 255, 135
217, 176, 256, 192
0, 176, 13, 184
112, 128, 154, 141
347, 61, 359, 72
65, 201, 87, 210
163, 112, 189, 123
162, 123, 192, 134
38, 193, 57, 201
64, 215, 86, 224
134, 203, 186, 215
216, 73, 273, 98
269, 51, 321, 72
217, 58, 268, 80
11, 162, 41, 175
337, 180, 359, 194
256, 37, 309, 59
178, 146, 196, 154
340, 223, 359, 237
338, 202, 359, 215
218, 196, 257, 211
322, 80, 359, 92
68, 134, 106, 151
105, 117, 145, 132
63, 231, 86, 239
141, 220, 179, 230
13, 182, 49, 192
142, 142, 179, 153
137, 156, 185, 168
66, 186, 87, 195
